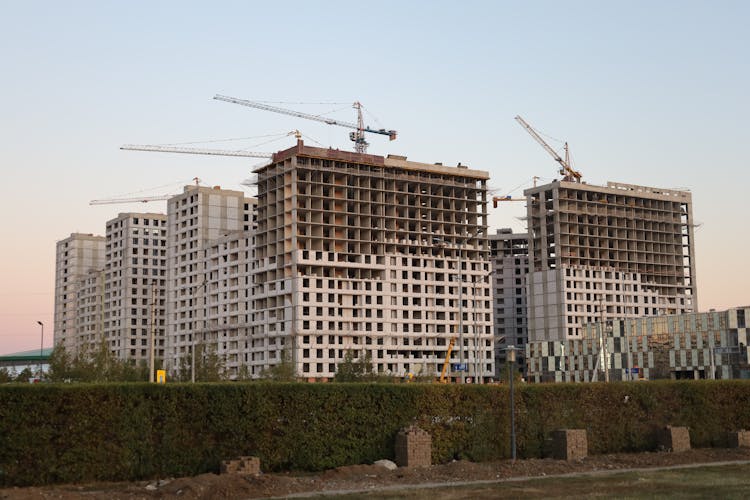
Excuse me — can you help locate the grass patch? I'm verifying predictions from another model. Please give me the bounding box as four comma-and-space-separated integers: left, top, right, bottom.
331, 463, 750, 499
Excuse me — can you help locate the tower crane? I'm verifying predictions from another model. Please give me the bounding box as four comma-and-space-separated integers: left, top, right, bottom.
120, 144, 273, 159
120, 130, 304, 159
492, 196, 525, 208
491, 177, 540, 207
90, 195, 171, 205
90, 178, 202, 206
515, 116, 582, 182
214, 94, 397, 154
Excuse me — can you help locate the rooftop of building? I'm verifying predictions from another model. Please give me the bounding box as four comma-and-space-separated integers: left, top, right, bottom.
178, 184, 253, 198
524, 179, 692, 202
257, 140, 489, 180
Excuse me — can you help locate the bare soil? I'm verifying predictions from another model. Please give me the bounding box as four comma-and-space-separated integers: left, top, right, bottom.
3, 448, 750, 499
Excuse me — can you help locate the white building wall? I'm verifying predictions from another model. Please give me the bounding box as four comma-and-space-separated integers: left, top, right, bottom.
54, 233, 106, 353
103, 213, 167, 363
166, 185, 255, 376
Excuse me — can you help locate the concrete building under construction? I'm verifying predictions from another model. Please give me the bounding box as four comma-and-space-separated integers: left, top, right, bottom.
525, 180, 698, 343
251, 140, 493, 381
165, 184, 256, 375
54, 233, 106, 352
489, 228, 529, 377
103, 213, 167, 362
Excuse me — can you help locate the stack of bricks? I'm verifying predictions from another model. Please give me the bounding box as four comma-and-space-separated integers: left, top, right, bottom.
728, 430, 750, 448
550, 429, 588, 461
220, 456, 261, 475
395, 425, 432, 467
657, 426, 691, 452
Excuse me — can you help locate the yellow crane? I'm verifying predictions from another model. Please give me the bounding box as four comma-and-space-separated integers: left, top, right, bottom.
515, 116, 582, 182
439, 338, 457, 383
492, 196, 525, 208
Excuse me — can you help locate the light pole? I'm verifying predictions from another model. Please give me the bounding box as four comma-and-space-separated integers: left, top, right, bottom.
191, 277, 208, 383
471, 271, 493, 384
149, 280, 156, 383
434, 228, 485, 384
458, 228, 484, 384
507, 345, 517, 461
36, 321, 43, 380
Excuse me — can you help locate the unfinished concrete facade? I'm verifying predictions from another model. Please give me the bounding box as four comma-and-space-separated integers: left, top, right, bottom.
54, 233, 106, 352
165, 185, 255, 375
525, 180, 698, 342
251, 140, 493, 381
103, 213, 167, 362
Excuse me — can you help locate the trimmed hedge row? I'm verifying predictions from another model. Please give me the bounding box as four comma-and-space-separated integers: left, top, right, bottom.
2, 380, 750, 486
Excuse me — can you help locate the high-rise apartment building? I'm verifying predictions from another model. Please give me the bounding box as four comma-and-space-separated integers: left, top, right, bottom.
75, 268, 105, 354
54, 233, 106, 352
524, 180, 698, 342
203, 231, 254, 378
489, 228, 529, 377
166, 185, 255, 374
103, 213, 168, 362
251, 140, 493, 381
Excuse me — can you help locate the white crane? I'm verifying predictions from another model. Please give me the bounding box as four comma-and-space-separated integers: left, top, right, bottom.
120, 130, 304, 160
120, 144, 273, 159
515, 115, 582, 182
214, 94, 397, 154
90, 178, 202, 206
90, 195, 172, 206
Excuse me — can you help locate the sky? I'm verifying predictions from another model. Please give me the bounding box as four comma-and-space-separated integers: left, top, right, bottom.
1, 0, 748, 354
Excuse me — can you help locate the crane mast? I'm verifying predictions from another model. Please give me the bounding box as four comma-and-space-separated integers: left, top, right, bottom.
514, 115, 582, 182
214, 94, 397, 154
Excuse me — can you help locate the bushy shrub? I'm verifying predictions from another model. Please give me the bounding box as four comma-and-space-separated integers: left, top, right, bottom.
2, 381, 750, 487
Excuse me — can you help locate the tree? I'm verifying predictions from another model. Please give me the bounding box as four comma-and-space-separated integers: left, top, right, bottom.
235, 362, 252, 381
334, 350, 376, 382
261, 350, 296, 382
170, 343, 227, 382
47, 341, 151, 383
14, 367, 34, 383
0, 367, 13, 383
195, 343, 226, 382
47, 342, 74, 382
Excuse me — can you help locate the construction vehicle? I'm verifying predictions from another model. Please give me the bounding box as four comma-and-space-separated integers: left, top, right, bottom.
214, 95, 396, 154
439, 338, 457, 383
515, 116, 582, 182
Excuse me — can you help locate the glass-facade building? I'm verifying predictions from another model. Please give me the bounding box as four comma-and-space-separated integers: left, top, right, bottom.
526, 306, 750, 382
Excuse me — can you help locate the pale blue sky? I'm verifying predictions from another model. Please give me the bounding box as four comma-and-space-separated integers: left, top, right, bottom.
1, 1, 748, 353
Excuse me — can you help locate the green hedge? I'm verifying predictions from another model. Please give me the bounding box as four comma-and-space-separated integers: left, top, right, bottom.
2, 380, 750, 486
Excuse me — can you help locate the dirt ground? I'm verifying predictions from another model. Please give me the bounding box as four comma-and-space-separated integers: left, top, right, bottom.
3, 448, 750, 499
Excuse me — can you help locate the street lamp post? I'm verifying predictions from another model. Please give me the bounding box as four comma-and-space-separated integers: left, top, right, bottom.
507, 345, 517, 461
36, 321, 44, 380
434, 228, 484, 384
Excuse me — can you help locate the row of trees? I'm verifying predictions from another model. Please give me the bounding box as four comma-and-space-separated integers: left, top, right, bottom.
0, 366, 37, 383
2, 344, 420, 384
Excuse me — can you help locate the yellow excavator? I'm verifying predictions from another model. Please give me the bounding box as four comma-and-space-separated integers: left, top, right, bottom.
439, 338, 457, 383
